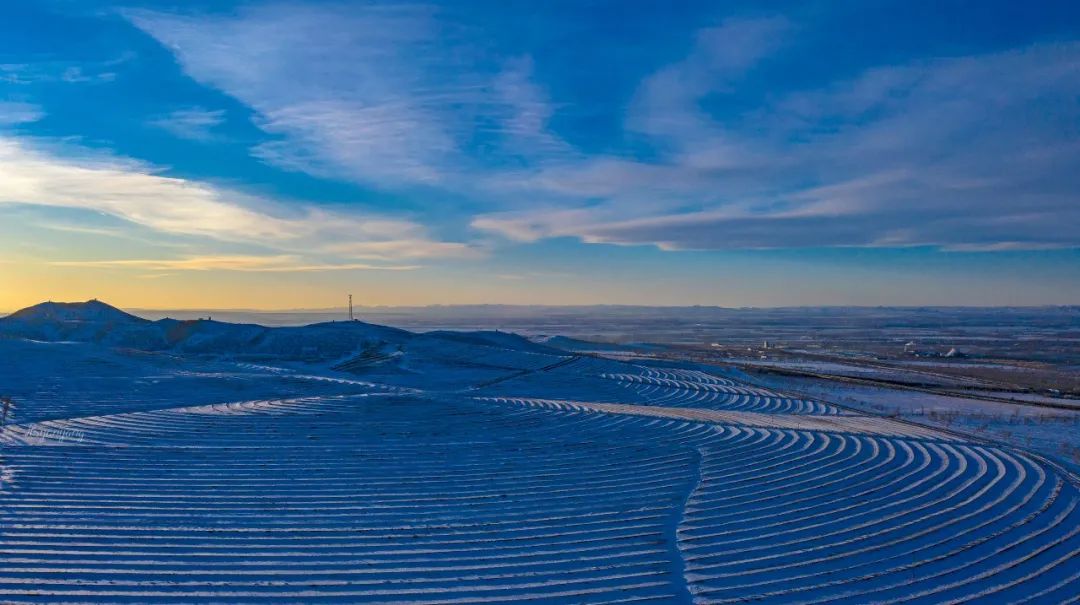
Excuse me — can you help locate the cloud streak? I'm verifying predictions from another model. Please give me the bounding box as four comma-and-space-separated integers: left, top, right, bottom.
150, 107, 226, 141
0, 136, 334, 241
0, 102, 44, 126
49, 255, 420, 272
476, 39, 1080, 251
129, 5, 477, 187
0, 136, 475, 267
127, 7, 1080, 252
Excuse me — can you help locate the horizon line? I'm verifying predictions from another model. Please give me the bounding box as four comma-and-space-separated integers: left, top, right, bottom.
3, 299, 1079, 316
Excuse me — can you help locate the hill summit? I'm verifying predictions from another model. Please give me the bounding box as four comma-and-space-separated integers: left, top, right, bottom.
0, 300, 571, 390
5, 299, 147, 325
0, 299, 154, 344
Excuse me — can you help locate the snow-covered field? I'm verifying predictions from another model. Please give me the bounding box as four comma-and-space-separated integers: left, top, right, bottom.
1, 302, 1078, 603
754, 373, 1080, 476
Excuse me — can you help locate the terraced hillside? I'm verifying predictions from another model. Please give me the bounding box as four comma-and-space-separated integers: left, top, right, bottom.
1, 312, 1078, 602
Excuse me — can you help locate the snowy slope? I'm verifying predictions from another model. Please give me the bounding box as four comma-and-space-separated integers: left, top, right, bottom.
0, 302, 1077, 603
0, 300, 410, 359
0, 300, 160, 346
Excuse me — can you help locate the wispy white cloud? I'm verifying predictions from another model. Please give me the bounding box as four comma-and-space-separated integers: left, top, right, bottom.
35, 222, 123, 237
30, 218, 190, 249
125, 4, 572, 192
471, 208, 597, 243
476, 39, 1080, 252
126, 6, 1080, 253
150, 107, 226, 141
127, 5, 469, 186
0, 102, 44, 126
0, 136, 323, 241
0, 53, 131, 85
494, 270, 573, 281
490, 56, 574, 160
628, 16, 791, 144
49, 255, 419, 272
0, 135, 475, 265
326, 239, 484, 261
250, 99, 458, 184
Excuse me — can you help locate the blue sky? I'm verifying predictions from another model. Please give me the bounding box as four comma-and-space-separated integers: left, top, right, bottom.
1, 0, 1078, 309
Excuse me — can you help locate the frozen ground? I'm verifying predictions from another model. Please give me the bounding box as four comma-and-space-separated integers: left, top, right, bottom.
1, 302, 1078, 603
751, 373, 1080, 476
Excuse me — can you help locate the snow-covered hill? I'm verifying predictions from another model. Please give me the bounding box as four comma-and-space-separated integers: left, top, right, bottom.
0, 300, 412, 357
0, 301, 1077, 603
0, 300, 573, 388
0, 299, 157, 345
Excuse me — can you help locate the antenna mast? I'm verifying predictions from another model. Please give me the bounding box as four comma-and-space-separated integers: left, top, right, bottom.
348, 294, 354, 321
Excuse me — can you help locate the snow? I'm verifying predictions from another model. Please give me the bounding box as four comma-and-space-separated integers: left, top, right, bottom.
753, 373, 1080, 476
0, 301, 1078, 602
